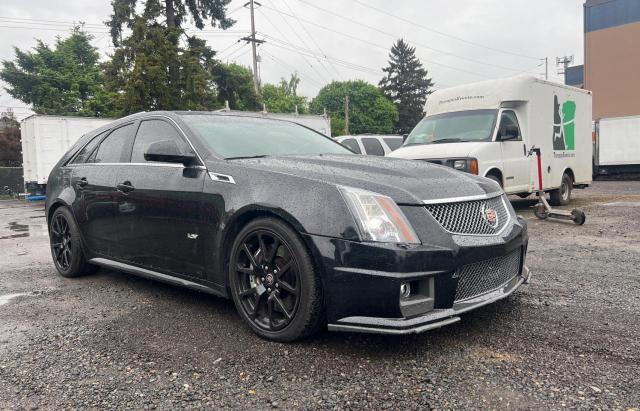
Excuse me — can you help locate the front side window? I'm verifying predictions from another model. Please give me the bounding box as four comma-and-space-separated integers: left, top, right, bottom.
131, 119, 189, 163
361, 138, 385, 156
497, 110, 522, 141
404, 109, 498, 146
340, 138, 362, 154
91, 123, 135, 163
180, 114, 353, 159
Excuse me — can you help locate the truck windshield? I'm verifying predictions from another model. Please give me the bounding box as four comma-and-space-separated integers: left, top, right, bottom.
180, 114, 353, 159
404, 109, 497, 146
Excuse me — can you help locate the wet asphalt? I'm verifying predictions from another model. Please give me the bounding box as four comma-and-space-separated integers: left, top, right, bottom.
0, 181, 639, 410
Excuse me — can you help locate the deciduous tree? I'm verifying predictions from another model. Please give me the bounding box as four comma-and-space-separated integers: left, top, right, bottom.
310, 80, 398, 136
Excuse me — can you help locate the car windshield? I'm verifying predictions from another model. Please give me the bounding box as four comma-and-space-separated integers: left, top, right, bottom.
180, 114, 354, 159
403, 109, 497, 146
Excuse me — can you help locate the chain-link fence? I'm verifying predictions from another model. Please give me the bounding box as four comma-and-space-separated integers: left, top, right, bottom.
0, 167, 23, 196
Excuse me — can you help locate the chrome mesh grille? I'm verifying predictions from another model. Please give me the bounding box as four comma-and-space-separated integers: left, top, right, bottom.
454, 250, 521, 302
424, 195, 510, 235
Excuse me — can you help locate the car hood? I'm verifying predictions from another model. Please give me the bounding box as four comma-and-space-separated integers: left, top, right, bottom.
218, 155, 499, 205
389, 142, 486, 159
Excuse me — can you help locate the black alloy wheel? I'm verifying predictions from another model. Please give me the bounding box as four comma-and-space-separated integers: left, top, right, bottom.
51, 213, 73, 271
229, 218, 324, 341
49, 207, 97, 278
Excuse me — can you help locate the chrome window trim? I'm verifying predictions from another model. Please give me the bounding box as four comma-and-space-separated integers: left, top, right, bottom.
208, 172, 236, 184
422, 191, 503, 205
66, 162, 186, 168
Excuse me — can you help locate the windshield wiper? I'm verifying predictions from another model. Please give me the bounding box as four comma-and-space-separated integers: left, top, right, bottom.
431, 138, 468, 144
225, 155, 269, 160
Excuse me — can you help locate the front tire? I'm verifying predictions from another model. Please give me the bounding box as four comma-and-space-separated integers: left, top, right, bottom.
550, 173, 572, 206
228, 217, 324, 342
49, 207, 98, 278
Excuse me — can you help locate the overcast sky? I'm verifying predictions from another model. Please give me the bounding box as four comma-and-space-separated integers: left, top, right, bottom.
1, 0, 585, 119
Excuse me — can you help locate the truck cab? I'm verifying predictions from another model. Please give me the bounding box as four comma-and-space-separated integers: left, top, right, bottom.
390, 76, 593, 205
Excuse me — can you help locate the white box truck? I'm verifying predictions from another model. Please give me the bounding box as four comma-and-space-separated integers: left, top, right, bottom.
21, 115, 113, 195
390, 76, 593, 205
594, 115, 640, 175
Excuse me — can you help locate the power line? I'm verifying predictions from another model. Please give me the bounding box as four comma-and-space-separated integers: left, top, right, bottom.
349, 0, 540, 61
257, 8, 331, 84
262, 34, 383, 76
260, 4, 490, 79
297, 0, 531, 73
277, 0, 343, 80
261, 49, 324, 87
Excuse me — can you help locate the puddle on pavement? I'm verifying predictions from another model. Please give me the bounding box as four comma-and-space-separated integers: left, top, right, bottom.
0, 233, 29, 240
0, 293, 29, 306
1, 221, 48, 239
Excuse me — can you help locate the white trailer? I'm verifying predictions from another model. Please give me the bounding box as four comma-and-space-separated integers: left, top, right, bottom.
21, 115, 113, 194
594, 115, 640, 175
390, 76, 593, 205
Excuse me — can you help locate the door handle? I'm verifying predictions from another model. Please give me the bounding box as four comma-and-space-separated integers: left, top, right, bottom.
523, 143, 527, 156
116, 181, 135, 193
77, 177, 88, 188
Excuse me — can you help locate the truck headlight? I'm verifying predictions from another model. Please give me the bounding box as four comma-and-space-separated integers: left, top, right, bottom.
339, 186, 420, 244
453, 160, 466, 170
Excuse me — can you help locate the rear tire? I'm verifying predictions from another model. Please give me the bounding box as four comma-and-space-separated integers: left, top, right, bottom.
550, 173, 572, 206
228, 217, 324, 342
49, 207, 98, 278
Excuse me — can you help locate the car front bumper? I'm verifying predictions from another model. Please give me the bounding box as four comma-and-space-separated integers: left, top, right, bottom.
303, 215, 530, 335
328, 265, 530, 335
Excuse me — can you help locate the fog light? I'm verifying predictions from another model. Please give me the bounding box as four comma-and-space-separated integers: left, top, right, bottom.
400, 282, 411, 299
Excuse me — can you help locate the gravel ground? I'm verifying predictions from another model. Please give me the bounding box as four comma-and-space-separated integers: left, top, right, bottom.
1, 181, 639, 410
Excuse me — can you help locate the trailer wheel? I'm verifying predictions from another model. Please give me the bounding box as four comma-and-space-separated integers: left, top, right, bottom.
550, 173, 572, 206
571, 208, 586, 225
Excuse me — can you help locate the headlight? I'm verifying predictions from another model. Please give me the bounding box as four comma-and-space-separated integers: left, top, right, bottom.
339, 186, 420, 244
453, 160, 466, 170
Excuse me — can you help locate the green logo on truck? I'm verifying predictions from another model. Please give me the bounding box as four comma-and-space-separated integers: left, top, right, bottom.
552, 95, 576, 151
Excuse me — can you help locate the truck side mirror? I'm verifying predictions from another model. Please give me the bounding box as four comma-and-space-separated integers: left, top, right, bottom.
499, 125, 519, 141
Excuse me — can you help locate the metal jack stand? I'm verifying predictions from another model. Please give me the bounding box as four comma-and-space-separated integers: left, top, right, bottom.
528, 147, 586, 225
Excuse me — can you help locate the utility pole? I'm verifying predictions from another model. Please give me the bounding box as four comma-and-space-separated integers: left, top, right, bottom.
242, 1, 265, 98
344, 95, 350, 135
556, 55, 574, 78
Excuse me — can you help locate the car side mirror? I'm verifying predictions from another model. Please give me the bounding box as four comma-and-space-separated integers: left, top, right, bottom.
402, 134, 409, 142
499, 125, 519, 141
144, 140, 197, 166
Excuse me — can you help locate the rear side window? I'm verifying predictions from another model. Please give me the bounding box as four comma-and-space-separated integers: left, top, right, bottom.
71, 131, 106, 164
340, 138, 361, 154
361, 138, 385, 156
383, 137, 403, 151
131, 119, 189, 163
92, 124, 135, 163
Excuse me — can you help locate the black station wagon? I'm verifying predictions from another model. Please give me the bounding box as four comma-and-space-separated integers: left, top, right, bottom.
46, 111, 530, 341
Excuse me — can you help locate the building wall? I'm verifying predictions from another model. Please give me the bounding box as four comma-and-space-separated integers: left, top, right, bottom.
584, 0, 640, 120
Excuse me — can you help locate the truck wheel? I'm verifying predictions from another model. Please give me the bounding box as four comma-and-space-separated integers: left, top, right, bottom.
486, 174, 502, 188
549, 173, 572, 206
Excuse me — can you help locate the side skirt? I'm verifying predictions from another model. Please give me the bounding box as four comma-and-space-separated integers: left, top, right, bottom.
89, 258, 226, 298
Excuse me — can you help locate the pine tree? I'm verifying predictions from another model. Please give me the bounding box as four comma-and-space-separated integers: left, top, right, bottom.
379, 39, 434, 134
0, 28, 118, 117
103, 0, 247, 114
